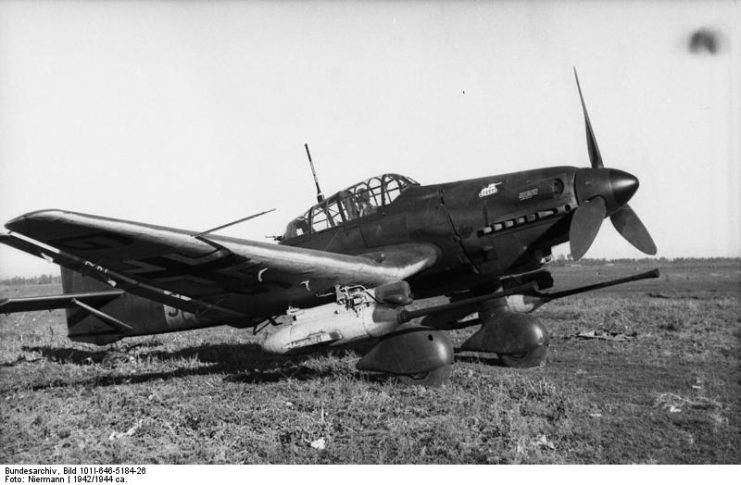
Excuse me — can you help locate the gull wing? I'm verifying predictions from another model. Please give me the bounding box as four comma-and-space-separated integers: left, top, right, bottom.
4, 210, 438, 322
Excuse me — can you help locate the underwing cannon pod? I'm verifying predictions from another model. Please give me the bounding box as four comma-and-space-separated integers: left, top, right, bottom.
261, 281, 412, 354
507, 269, 661, 313
261, 280, 454, 385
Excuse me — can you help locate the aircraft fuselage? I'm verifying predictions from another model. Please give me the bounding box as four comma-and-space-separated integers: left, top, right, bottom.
282, 166, 581, 297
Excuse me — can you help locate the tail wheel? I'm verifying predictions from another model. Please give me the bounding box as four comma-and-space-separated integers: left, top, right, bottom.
499, 345, 548, 368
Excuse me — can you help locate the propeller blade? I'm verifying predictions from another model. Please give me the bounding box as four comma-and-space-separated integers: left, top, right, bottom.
573, 68, 604, 169
610, 204, 657, 255
569, 196, 607, 260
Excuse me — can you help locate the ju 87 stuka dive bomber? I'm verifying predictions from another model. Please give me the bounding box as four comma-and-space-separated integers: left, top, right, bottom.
0, 71, 658, 385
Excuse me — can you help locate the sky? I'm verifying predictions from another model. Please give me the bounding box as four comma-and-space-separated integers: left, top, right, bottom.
0, 0, 739, 278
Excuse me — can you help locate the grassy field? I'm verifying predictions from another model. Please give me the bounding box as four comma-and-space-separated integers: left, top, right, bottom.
1, 259, 739, 464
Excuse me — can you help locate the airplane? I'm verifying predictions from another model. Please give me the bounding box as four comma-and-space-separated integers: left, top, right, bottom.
0, 70, 658, 385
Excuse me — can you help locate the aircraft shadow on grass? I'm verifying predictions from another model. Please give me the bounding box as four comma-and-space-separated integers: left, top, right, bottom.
16, 342, 512, 389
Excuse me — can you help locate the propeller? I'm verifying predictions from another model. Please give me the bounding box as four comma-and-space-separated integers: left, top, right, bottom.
569, 196, 607, 260
569, 69, 656, 259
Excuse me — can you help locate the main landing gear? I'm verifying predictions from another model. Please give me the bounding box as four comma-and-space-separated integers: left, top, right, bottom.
460, 298, 550, 368
356, 327, 454, 386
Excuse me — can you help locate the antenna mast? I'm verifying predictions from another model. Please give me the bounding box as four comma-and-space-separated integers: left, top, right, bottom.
304, 143, 324, 203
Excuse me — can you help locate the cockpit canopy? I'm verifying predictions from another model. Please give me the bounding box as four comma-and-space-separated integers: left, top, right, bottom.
283, 173, 419, 239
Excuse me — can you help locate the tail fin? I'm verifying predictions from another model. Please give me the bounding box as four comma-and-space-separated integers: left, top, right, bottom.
61, 266, 110, 294
59, 268, 168, 345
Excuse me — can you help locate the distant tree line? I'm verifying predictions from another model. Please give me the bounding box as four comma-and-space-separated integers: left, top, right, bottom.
549, 255, 740, 267
1, 274, 61, 286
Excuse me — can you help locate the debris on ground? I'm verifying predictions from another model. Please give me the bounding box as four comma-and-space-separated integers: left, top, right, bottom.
561, 330, 638, 341
533, 435, 555, 450
648, 292, 702, 300
654, 392, 723, 413
108, 420, 142, 441
691, 377, 704, 390
310, 437, 326, 450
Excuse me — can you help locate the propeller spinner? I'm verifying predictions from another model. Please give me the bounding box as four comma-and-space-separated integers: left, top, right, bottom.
569, 69, 657, 259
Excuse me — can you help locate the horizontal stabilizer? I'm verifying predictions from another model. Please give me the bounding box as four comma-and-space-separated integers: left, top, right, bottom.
0, 290, 124, 314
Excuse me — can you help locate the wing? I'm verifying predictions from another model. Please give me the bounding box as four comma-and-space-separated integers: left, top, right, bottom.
4, 210, 438, 323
